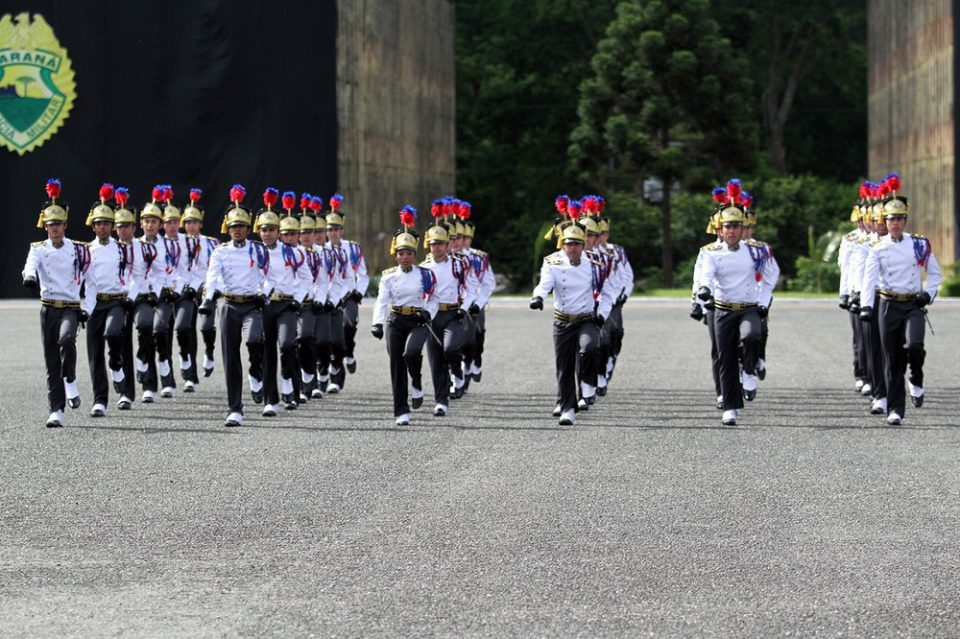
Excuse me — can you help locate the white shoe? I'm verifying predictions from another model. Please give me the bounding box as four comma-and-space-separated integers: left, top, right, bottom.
262, 404, 278, 417
395, 413, 411, 426
861, 383, 873, 396
183, 380, 197, 393
854, 379, 865, 392
301, 369, 315, 384
136, 358, 149, 373
280, 377, 294, 395
433, 403, 448, 417
248, 375, 264, 392
224, 412, 243, 427
141, 390, 156, 403
722, 410, 737, 425
46, 410, 64, 428
160, 386, 175, 398
887, 412, 902, 426
90, 403, 106, 417
871, 397, 887, 414
111, 368, 125, 384
158, 359, 171, 377
326, 382, 341, 394
558, 409, 575, 426
180, 356, 192, 371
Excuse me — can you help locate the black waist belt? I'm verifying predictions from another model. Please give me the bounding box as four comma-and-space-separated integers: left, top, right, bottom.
224, 294, 257, 303
438, 303, 460, 312
714, 301, 757, 311
391, 306, 423, 316
554, 310, 594, 322
41, 299, 80, 309
96, 293, 127, 302
270, 292, 294, 302
879, 290, 916, 302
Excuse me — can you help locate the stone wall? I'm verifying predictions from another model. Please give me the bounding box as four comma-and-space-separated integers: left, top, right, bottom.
337, 0, 456, 277
868, 0, 957, 265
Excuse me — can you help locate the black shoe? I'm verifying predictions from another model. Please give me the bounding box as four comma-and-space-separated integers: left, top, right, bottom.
552, 404, 562, 417
911, 395, 924, 408
117, 399, 132, 411
584, 395, 596, 406
346, 358, 357, 374
282, 393, 298, 410
251, 389, 263, 404
136, 371, 146, 384
722, 416, 737, 426
559, 416, 574, 426
224, 418, 241, 427
462, 375, 471, 393
113, 380, 124, 394
473, 372, 482, 383
45, 418, 63, 428
597, 386, 607, 397
204, 367, 214, 378
451, 385, 464, 400
757, 367, 766, 381
67, 396, 81, 410
743, 389, 757, 402
412, 391, 424, 410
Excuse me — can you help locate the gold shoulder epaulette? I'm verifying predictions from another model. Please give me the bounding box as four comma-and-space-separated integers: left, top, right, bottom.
382, 266, 398, 275
869, 237, 884, 247
71, 239, 89, 246
844, 231, 859, 241
912, 234, 927, 240
472, 249, 487, 257
545, 254, 565, 265
703, 242, 723, 251
31, 240, 44, 248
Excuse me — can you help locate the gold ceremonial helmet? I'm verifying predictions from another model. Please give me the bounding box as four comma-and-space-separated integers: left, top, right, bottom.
279, 215, 301, 234
162, 202, 181, 223
253, 210, 281, 234
598, 218, 610, 234
181, 204, 203, 224
561, 223, 586, 244
717, 204, 745, 225
882, 196, 909, 218
391, 230, 418, 254
300, 214, 317, 232
115, 206, 137, 225
140, 201, 164, 221
86, 202, 115, 226
849, 204, 862, 223
578, 216, 600, 236
423, 224, 449, 248
220, 205, 252, 233
463, 221, 475, 238
37, 202, 68, 228
743, 210, 757, 227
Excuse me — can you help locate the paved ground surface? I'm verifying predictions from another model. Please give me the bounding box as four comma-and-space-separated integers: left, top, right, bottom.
0, 298, 958, 637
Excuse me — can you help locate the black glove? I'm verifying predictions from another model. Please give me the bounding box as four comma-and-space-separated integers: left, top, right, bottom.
697, 286, 712, 302
414, 309, 430, 326
212, 290, 223, 302
690, 302, 704, 321
371, 324, 384, 340
288, 300, 302, 314
311, 300, 324, 315
182, 287, 197, 301
617, 293, 628, 306
22, 276, 39, 291
454, 308, 466, 320
848, 292, 861, 315
253, 294, 266, 310
324, 300, 335, 313
123, 297, 135, 312
77, 309, 89, 328
757, 305, 769, 318
170, 291, 182, 304
703, 297, 715, 311
469, 303, 481, 318
529, 296, 543, 311
594, 314, 605, 328
145, 292, 159, 308
160, 289, 174, 304
916, 292, 931, 308
839, 294, 850, 310
859, 306, 873, 322
352, 290, 364, 303
336, 300, 345, 311
198, 299, 215, 315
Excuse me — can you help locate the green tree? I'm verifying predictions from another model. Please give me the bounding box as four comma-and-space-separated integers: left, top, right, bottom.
569, 0, 756, 286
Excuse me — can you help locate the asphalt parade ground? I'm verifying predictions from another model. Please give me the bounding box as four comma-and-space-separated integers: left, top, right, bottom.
1, 297, 958, 637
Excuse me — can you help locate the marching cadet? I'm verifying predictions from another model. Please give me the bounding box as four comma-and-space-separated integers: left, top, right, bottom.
154, 185, 186, 398
854, 187, 889, 415
371, 206, 438, 426
82, 184, 134, 417
22, 179, 91, 428
839, 182, 872, 393
323, 194, 353, 394
198, 185, 268, 427
860, 177, 942, 426
691, 207, 724, 409
420, 217, 478, 416
180, 188, 221, 384
460, 203, 496, 387
530, 222, 615, 427
696, 180, 779, 426
112, 188, 139, 411
310, 195, 346, 397
740, 192, 778, 381
596, 203, 634, 389
445, 201, 482, 397
254, 189, 309, 415
576, 209, 609, 409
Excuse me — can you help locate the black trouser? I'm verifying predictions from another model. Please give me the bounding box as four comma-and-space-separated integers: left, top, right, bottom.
313, 310, 332, 383
133, 299, 159, 392
862, 315, 886, 400
328, 307, 347, 387
155, 298, 175, 389
849, 309, 864, 381
386, 313, 428, 416
296, 306, 317, 395
714, 308, 761, 412
427, 309, 465, 404
263, 301, 299, 405
879, 298, 926, 418
554, 317, 600, 413
343, 295, 359, 359
40, 305, 79, 413
198, 294, 217, 361
120, 305, 136, 400
86, 300, 126, 405
608, 301, 625, 360
175, 296, 199, 383
221, 300, 264, 414
706, 309, 721, 397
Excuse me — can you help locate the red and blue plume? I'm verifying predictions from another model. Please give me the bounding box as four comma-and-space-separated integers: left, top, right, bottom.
45, 178, 62, 200
879, 180, 891, 197
458, 201, 472, 220
300, 193, 312, 210
162, 185, 174, 202
99, 183, 114, 203
189, 188, 202, 203
310, 196, 323, 213
711, 187, 727, 205
441, 197, 456, 217
567, 199, 583, 217
281, 191, 296, 210
884, 172, 901, 193
859, 181, 870, 200
581, 195, 596, 214
554, 194, 570, 216
739, 190, 753, 209
597, 196, 606, 213
263, 187, 279, 208
151, 185, 164, 203
114, 187, 129, 207
726, 179, 742, 202
230, 184, 246, 203
399, 205, 417, 228
431, 199, 444, 218
329, 193, 343, 211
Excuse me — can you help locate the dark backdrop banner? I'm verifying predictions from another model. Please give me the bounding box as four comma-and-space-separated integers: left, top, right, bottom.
0, 0, 338, 297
